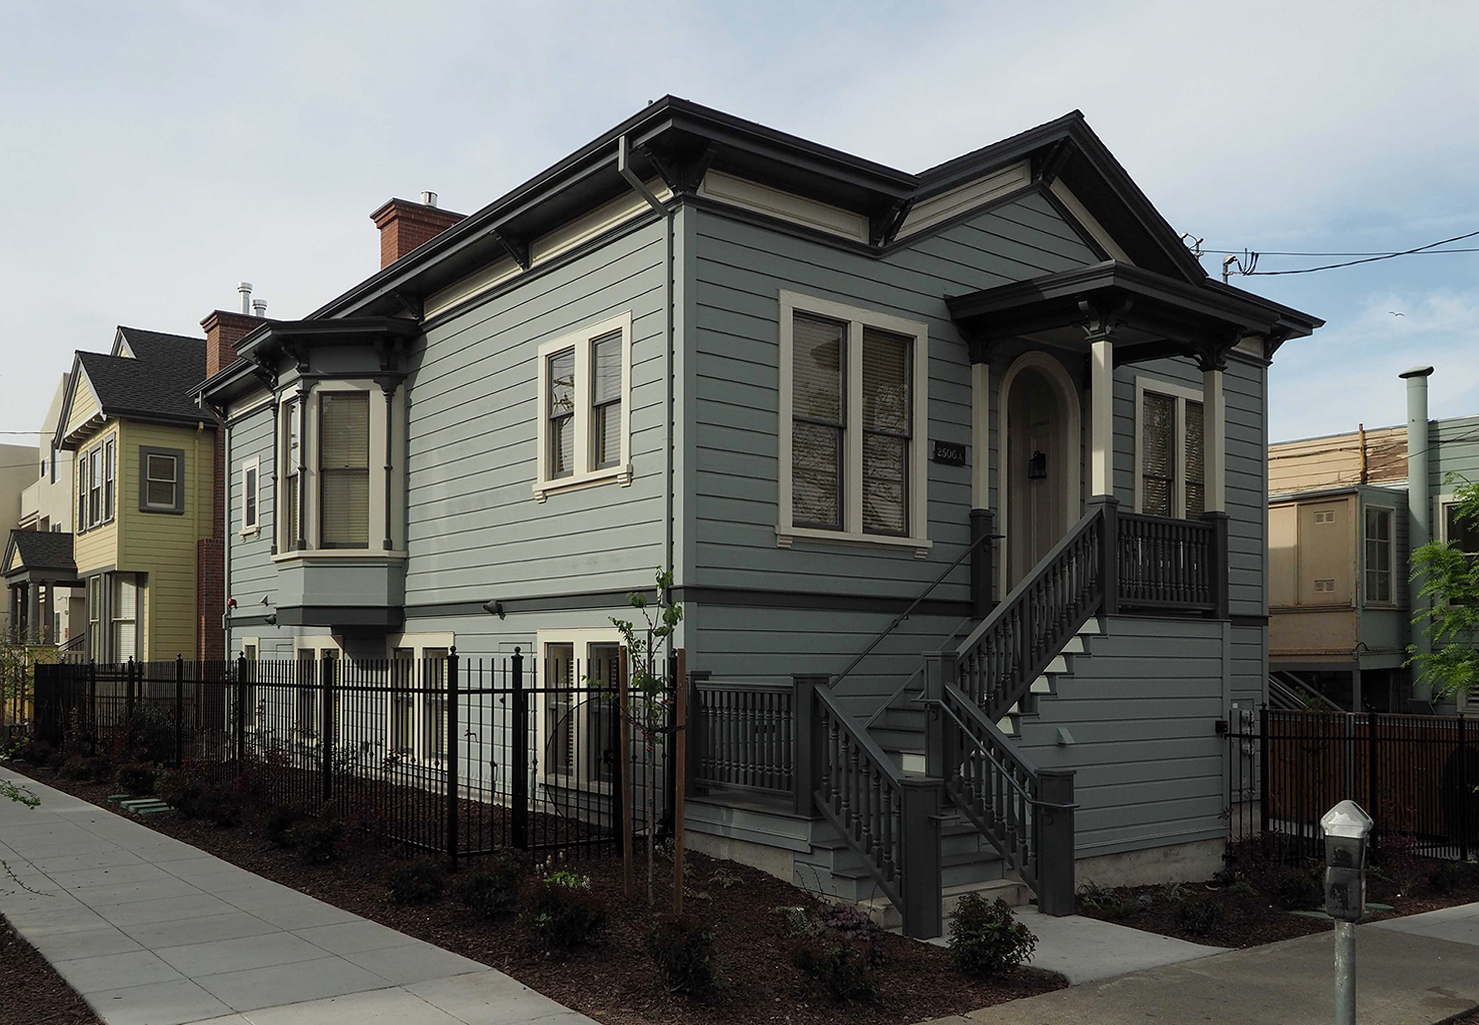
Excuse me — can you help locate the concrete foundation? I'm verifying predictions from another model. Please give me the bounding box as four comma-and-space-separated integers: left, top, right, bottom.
1075, 837, 1226, 889
685, 829, 797, 882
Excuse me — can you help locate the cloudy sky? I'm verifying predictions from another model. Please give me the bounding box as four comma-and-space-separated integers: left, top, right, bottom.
2, 0, 1475, 451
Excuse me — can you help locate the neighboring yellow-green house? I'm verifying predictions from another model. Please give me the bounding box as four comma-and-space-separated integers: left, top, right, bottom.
52, 327, 221, 663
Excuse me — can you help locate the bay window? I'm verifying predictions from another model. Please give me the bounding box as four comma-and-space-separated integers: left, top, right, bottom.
319, 392, 370, 548
534, 313, 633, 500
777, 292, 930, 553
282, 398, 301, 550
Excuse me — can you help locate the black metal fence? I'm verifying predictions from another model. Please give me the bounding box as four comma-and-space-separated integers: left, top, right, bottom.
1227, 707, 1479, 862
33, 650, 677, 865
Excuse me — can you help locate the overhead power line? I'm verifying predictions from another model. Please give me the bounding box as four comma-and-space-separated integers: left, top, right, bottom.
1189, 229, 1479, 278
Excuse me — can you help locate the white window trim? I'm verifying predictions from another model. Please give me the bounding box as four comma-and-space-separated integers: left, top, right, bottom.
534, 628, 622, 795
1133, 374, 1204, 518
291, 639, 341, 743
1362, 503, 1397, 607
241, 456, 261, 536
239, 637, 260, 727
386, 632, 454, 766
776, 291, 931, 558
533, 312, 633, 502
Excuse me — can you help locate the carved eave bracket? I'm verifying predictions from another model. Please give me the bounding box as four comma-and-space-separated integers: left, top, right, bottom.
489, 227, 530, 270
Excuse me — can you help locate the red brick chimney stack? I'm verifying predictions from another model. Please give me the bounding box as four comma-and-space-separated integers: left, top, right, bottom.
201, 308, 265, 379
371, 192, 465, 269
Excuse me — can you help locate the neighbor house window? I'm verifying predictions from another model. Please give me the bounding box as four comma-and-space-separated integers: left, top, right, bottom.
78, 457, 88, 531
534, 313, 632, 500
241, 458, 260, 534
104, 438, 115, 521
89, 448, 102, 524
319, 392, 370, 548
140, 448, 183, 513
537, 632, 620, 789
1364, 507, 1394, 603
1135, 377, 1205, 519
777, 292, 929, 552
111, 575, 137, 661
87, 576, 101, 658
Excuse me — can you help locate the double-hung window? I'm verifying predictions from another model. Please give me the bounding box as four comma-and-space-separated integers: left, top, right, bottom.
89, 448, 102, 524
76, 437, 118, 532
389, 640, 451, 763
86, 577, 101, 658
537, 632, 619, 790
140, 448, 183, 513
112, 575, 137, 661
1439, 496, 1479, 556
534, 313, 633, 500
1134, 377, 1205, 519
103, 439, 115, 521
241, 458, 260, 534
282, 398, 301, 549
778, 292, 930, 553
319, 393, 370, 548
1364, 506, 1394, 604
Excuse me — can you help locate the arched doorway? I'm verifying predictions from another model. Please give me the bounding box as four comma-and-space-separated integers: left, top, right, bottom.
1000, 354, 1080, 590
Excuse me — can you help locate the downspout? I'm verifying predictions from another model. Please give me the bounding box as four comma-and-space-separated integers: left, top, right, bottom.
1400, 365, 1434, 706
616, 135, 677, 589
222, 420, 232, 662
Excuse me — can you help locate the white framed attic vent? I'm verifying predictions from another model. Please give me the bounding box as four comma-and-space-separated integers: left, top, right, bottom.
1313, 579, 1336, 592
1313, 511, 1335, 524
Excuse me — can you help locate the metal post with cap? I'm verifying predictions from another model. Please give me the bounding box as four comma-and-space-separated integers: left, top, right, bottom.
1322, 799, 1374, 1025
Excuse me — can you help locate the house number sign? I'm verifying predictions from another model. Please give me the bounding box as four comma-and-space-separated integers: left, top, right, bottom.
931, 441, 967, 467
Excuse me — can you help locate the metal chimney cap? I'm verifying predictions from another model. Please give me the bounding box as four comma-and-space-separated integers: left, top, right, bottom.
1399, 366, 1435, 379
420, 191, 438, 208
237, 282, 253, 293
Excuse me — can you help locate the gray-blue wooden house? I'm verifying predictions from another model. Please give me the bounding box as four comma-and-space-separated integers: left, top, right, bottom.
201, 97, 1321, 936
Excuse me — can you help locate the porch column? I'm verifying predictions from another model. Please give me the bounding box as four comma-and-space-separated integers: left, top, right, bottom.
971, 363, 995, 615
27, 582, 40, 645
1089, 338, 1114, 496
1202, 358, 1227, 513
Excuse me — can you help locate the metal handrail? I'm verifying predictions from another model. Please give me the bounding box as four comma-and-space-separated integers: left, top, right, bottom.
833, 532, 997, 689
859, 614, 973, 732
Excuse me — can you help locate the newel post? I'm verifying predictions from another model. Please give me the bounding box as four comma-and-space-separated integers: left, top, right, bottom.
900, 776, 945, 939
1035, 768, 1077, 916
970, 509, 996, 618
1203, 510, 1230, 620
792, 674, 826, 819
922, 652, 955, 781
1088, 495, 1120, 617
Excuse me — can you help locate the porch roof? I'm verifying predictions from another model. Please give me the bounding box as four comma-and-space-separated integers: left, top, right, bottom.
947, 260, 1323, 365
3, 530, 80, 585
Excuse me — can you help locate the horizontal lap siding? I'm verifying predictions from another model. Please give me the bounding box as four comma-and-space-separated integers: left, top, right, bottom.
1018, 617, 1228, 856
404, 222, 669, 604
692, 192, 1098, 610
1230, 622, 1267, 708
1432, 416, 1479, 492
227, 406, 276, 612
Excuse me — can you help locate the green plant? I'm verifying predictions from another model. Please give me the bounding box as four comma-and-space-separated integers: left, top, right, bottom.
1427, 862, 1464, 895
1273, 868, 1323, 911
792, 937, 876, 1002
1175, 895, 1225, 936
1227, 879, 1259, 898
646, 913, 719, 995
288, 816, 345, 864
112, 762, 157, 795
58, 754, 109, 781
1408, 473, 1479, 698
156, 766, 209, 817
521, 873, 608, 949
610, 567, 683, 905
1077, 881, 1140, 920
1156, 882, 1189, 904
13, 738, 54, 767
261, 803, 310, 847
709, 867, 741, 890
194, 783, 244, 828
947, 893, 1037, 978
772, 905, 812, 939
451, 851, 524, 918
386, 859, 447, 905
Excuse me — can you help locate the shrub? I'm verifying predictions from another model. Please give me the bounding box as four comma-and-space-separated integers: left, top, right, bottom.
386, 860, 446, 905
194, 783, 244, 828
288, 816, 346, 864
1273, 868, 1323, 911
14, 738, 53, 767
646, 913, 719, 995
1227, 879, 1259, 898
1175, 895, 1225, 936
451, 851, 524, 918
112, 762, 157, 796
520, 873, 608, 949
792, 937, 875, 1001
156, 768, 206, 817
261, 803, 310, 848
1427, 862, 1464, 895
58, 754, 109, 781
947, 894, 1037, 978
772, 905, 812, 939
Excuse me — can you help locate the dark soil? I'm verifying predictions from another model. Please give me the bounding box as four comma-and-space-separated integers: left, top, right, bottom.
0, 916, 102, 1025
16, 764, 1066, 1025
1076, 838, 1479, 949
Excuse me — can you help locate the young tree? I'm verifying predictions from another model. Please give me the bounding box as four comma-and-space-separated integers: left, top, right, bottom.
610, 568, 682, 905
1408, 474, 1479, 700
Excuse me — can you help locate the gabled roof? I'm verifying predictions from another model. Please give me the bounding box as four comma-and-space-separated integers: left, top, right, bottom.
3, 530, 76, 580
113, 326, 205, 365
57, 328, 212, 449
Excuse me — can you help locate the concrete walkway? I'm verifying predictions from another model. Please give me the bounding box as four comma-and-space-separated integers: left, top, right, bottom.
0, 777, 593, 1025
925, 908, 1479, 1025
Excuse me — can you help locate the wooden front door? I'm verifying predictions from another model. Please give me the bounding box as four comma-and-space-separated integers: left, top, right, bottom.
1006, 368, 1069, 588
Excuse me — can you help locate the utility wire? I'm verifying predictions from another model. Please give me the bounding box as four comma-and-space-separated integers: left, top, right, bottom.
1199, 229, 1479, 277
1203, 247, 1479, 257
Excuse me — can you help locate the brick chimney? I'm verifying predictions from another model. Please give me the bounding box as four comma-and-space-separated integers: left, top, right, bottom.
201, 309, 265, 379
371, 192, 465, 269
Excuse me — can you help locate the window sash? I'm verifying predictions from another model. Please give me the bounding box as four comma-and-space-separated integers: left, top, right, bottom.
104, 439, 115, 521
282, 399, 301, 549
536, 315, 631, 495
319, 393, 370, 548
791, 313, 847, 530
548, 347, 576, 480
244, 464, 258, 530
1139, 386, 1207, 520
89, 449, 102, 523
145, 454, 178, 509
861, 327, 912, 536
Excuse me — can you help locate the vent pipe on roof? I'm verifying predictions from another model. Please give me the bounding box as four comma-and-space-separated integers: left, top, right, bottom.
238, 282, 253, 315
1400, 364, 1435, 705
420, 191, 438, 208
251, 299, 268, 318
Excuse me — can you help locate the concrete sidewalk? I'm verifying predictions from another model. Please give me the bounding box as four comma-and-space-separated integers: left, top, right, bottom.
930, 911, 1479, 1025
0, 777, 593, 1025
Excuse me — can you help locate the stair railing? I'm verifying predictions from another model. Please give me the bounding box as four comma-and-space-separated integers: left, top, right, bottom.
954, 500, 1109, 723
797, 677, 943, 938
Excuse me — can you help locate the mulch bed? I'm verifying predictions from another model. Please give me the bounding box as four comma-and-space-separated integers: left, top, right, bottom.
1076, 838, 1479, 949
13, 763, 1065, 1025
0, 916, 102, 1025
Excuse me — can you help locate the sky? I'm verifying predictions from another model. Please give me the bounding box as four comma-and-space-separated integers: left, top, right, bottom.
1, 0, 1476, 450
